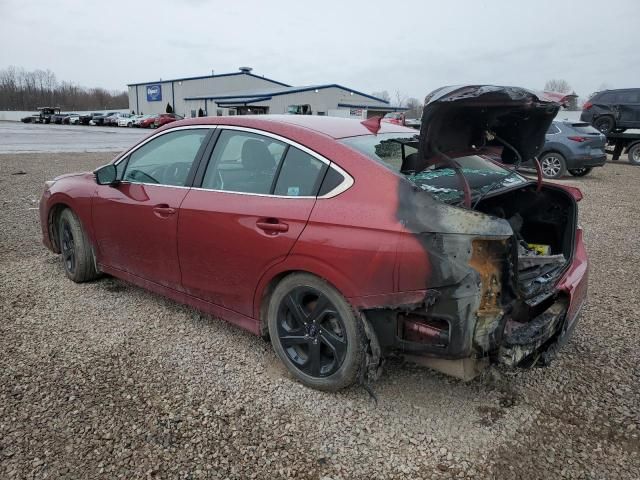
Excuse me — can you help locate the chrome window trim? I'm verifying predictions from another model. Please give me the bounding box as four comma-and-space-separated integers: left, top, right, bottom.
113, 125, 218, 166
202, 125, 354, 199
113, 123, 354, 199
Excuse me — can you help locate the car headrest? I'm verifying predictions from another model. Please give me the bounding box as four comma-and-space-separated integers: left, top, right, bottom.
241, 139, 275, 172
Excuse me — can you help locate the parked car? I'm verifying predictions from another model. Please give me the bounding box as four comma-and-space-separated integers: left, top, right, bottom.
51, 113, 68, 124
67, 114, 80, 125
138, 115, 158, 128
381, 112, 406, 125
20, 114, 40, 123
580, 88, 640, 134
39, 85, 588, 391
103, 113, 123, 127
80, 113, 100, 125
117, 114, 138, 127
91, 112, 118, 126
524, 120, 607, 178
404, 117, 421, 129
153, 113, 183, 128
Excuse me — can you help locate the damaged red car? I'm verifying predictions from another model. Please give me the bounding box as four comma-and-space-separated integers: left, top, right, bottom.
40, 85, 588, 391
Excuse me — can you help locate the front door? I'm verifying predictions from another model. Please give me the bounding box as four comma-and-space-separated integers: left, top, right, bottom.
93, 128, 211, 289
178, 128, 329, 316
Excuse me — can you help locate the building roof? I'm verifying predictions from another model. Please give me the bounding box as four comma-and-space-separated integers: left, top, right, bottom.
127, 71, 290, 88
184, 84, 391, 106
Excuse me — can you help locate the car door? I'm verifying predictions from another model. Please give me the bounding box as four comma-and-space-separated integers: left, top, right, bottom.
616, 91, 639, 127
178, 127, 329, 316
92, 127, 212, 290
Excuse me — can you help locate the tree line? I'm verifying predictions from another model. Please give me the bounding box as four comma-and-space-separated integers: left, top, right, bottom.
0, 66, 128, 111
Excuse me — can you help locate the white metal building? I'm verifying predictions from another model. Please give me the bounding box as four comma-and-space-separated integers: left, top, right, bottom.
127, 67, 404, 119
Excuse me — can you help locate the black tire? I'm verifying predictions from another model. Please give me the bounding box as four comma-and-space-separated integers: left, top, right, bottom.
539, 152, 567, 179
629, 143, 640, 166
58, 209, 99, 282
267, 273, 364, 391
593, 116, 615, 134
568, 167, 593, 177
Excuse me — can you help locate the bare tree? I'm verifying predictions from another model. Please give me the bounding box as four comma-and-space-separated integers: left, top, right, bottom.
544, 79, 572, 94
394, 90, 407, 108
404, 97, 423, 118
372, 90, 390, 103
0, 66, 128, 111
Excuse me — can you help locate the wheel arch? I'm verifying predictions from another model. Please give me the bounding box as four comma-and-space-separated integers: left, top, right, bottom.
253, 258, 361, 337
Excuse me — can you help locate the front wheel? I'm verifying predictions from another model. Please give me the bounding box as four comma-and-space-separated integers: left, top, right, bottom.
58, 209, 99, 282
539, 152, 567, 179
568, 167, 593, 177
267, 273, 365, 391
629, 143, 640, 166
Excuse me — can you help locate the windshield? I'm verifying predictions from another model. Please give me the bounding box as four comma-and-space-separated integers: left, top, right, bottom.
340, 133, 528, 204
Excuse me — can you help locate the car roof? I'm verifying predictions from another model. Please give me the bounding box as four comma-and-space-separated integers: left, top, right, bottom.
171, 114, 416, 139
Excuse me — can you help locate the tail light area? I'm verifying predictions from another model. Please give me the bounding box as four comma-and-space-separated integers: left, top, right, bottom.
568, 136, 588, 142
582, 101, 593, 110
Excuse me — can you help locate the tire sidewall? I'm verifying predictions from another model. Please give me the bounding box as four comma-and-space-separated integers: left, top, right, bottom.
58, 209, 95, 282
594, 116, 614, 133
267, 273, 363, 391
628, 144, 640, 166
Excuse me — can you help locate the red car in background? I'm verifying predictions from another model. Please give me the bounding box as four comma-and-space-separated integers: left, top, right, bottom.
39, 85, 588, 391
138, 115, 158, 128
154, 113, 184, 128
381, 111, 406, 125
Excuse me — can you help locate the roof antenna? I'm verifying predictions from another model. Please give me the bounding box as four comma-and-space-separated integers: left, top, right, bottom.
361, 116, 383, 135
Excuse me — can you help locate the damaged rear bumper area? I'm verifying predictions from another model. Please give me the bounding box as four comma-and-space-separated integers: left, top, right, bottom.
366, 185, 588, 380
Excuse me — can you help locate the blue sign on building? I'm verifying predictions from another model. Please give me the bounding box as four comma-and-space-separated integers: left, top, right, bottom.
146, 84, 162, 102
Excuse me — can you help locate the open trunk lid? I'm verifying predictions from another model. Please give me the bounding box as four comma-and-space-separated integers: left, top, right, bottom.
416, 85, 561, 172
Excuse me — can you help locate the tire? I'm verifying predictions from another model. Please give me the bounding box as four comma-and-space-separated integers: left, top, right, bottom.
57, 209, 99, 283
539, 152, 567, 179
593, 116, 615, 134
267, 273, 365, 391
629, 143, 640, 166
568, 167, 593, 177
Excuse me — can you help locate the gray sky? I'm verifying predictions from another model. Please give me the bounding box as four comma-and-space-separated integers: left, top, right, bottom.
2, 0, 638, 100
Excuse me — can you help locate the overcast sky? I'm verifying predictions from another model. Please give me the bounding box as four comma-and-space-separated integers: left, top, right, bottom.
2, 0, 638, 101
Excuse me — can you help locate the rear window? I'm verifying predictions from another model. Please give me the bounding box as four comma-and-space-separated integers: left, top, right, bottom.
340, 133, 527, 203
568, 122, 599, 134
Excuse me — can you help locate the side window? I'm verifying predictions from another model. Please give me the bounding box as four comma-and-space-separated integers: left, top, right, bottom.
202, 130, 287, 194
318, 167, 345, 196
273, 147, 328, 196
620, 91, 639, 103
599, 92, 616, 103
123, 129, 208, 186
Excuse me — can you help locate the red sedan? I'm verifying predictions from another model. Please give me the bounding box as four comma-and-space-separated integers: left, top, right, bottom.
40, 85, 588, 391
138, 115, 158, 129
154, 113, 183, 128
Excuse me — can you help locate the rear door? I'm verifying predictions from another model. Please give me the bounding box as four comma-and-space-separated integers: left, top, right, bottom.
177, 127, 329, 316
618, 90, 640, 126
92, 127, 212, 289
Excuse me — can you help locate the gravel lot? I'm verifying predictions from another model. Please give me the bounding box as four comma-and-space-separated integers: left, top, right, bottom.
1, 152, 639, 479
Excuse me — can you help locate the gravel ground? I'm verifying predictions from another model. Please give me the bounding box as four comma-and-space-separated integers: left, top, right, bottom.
0, 153, 638, 479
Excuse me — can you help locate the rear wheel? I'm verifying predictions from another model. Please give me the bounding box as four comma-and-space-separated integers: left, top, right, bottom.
539, 152, 567, 179
568, 167, 593, 177
58, 209, 99, 282
267, 273, 364, 391
629, 143, 640, 166
593, 116, 615, 134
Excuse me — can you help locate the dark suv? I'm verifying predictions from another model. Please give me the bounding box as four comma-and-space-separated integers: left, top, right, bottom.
581, 88, 640, 134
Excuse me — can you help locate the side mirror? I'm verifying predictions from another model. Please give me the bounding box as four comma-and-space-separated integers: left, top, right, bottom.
94, 164, 118, 185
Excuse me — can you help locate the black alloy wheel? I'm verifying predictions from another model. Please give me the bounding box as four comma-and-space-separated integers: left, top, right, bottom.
61, 220, 76, 274
276, 286, 347, 377
593, 116, 615, 134
267, 273, 365, 391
